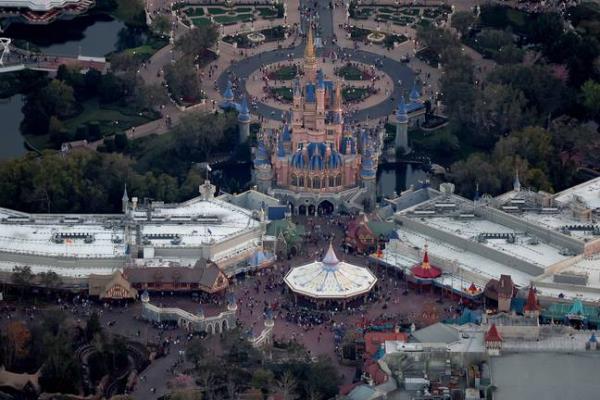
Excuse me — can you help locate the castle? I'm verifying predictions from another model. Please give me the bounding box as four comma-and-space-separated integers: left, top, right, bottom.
250, 27, 382, 215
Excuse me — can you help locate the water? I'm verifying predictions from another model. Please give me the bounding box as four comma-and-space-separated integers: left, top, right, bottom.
0, 96, 27, 160
4, 13, 125, 57
377, 162, 429, 199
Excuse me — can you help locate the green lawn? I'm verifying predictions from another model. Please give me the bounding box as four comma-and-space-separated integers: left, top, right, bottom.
342, 87, 370, 102
271, 87, 293, 101
207, 7, 227, 15
336, 64, 364, 80
191, 17, 212, 26
213, 13, 253, 25
63, 99, 157, 137
184, 6, 204, 16
270, 65, 297, 80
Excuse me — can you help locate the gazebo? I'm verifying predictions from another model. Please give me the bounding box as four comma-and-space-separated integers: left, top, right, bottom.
284, 243, 378, 308
409, 244, 442, 286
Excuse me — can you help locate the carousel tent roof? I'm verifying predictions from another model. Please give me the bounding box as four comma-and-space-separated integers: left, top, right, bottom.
410, 245, 442, 280
284, 243, 377, 300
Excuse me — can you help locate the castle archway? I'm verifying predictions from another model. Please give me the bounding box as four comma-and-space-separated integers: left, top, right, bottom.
318, 200, 334, 215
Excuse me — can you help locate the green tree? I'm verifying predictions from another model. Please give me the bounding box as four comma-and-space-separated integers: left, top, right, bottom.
276, 370, 298, 400
12, 265, 33, 298
86, 312, 103, 342
151, 14, 171, 36
38, 270, 62, 289
40, 79, 77, 118
115, 0, 146, 27
164, 57, 202, 103
186, 337, 206, 368
39, 332, 81, 394
581, 79, 600, 117
451, 11, 476, 36
251, 368, 275, 394
134, 82, 168, 111
450, 153, 503, 197
175, 25, 219, 59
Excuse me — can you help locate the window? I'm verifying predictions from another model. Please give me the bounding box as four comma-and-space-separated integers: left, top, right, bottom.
313, 177, 321, 189
299, 176, 305, 187
291, 174, 298, 186
336, 174, 342, 186
329, 176, 335, 187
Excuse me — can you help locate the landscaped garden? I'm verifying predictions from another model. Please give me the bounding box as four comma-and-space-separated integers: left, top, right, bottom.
267, 64, 298, 80
270, 85, 375, 103
349, 3, 451, 28
416, 47, 440, 67
222, 25, 287, 48
349, 26, 407, 49
180, 4, 284, 27
335, 63, 374, 81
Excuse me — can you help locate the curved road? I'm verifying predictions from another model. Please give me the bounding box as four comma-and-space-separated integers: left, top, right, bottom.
217, 0, 416, 122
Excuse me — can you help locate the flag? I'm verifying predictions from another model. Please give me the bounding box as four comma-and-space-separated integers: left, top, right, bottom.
207, 228, 212, 235
206, 164, 212, 172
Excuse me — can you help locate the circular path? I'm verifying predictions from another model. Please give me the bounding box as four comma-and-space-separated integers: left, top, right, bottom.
217, 45, 416, 122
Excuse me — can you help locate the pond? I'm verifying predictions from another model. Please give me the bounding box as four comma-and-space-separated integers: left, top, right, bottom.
0, 96, 27, 160
4, 13, 126, 57
377, 162, 429, 199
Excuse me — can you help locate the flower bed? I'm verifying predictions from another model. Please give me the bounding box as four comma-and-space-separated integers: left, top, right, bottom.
268, 65, 298, 80
207, 7, 228, 15
336, 63, 367, 80
214, 13, 253, 25
400, 7, 420, 16
223, 26, 287, 48
271, 87, 293, 101
191, 17, 211, 27
416, 47, 440, 67
349, 27, 371, 40
384, 33, 408, 49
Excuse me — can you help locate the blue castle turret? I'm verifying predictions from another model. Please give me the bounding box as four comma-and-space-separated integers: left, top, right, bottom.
238, 96, 250, 143
395, 95, 410, 155
360, 144, 377, 211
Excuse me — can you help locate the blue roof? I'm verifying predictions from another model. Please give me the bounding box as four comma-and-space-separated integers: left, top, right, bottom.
291, 150, 305, 168
267, 206, 287, 220
309, 154, 324, 170
361, 158, 376, 177
406, 101, 425, 113
254, 141, 269, 166
238, 96, 250, 122
277, 140, 286, 158
305, 83, 316, 103
317, 69, 325, 89
223, 80, 234, 101
396, 96, 408, 122
249, 250, 272, 267
341, 136, 356, 154
282, 124, 291, 142
590, 333, 598, 343
328, 151, 342, 169
410, 83, 421, 102
306, 142, 327, 158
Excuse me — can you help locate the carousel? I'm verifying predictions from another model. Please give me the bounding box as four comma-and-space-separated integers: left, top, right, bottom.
408, 244, 442, 287
284, 243, 378, 308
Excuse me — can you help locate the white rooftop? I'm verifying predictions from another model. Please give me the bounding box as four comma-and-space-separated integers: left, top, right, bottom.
555, 177, 600, 210
284, 244, 377, 299
390, 231, 535, 287
0, 0, 83, 11
415, 217, 569, 268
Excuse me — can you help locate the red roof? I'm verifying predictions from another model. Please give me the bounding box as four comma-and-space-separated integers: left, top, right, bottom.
524, 286, 540, 312
468, 282, 479, 294
364, 331, 407, 358
485, 324, 502, 342
364, 360, 388, 385
411, 247, 442, 279
339, 383, 359, 395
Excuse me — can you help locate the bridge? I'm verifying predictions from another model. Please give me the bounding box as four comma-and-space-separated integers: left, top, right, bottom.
0, 38, 109, 74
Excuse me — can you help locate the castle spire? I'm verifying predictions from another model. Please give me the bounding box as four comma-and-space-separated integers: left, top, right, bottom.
514, 167, 521, 192
304, 24, 316, 61
334, 80, 343, 111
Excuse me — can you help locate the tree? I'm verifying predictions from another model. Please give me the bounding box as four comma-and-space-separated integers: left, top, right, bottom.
114, 133, 129, 152
251, 368, 274, 394
40, 79, 77, 118
86, 312, 103, 342
110, 52, 140, 73
451, 11, 476, 36
164, 57, 202, 103
134, 82, 168, 111
151, 14, 171, 36
115, 0, 146, 27
186, 337, 206, 368
276, 371, 298, 400
38, 270, 62, 289
5, 321, 31, 367
450, 153, 503, 197
581, 80, 600, 118
12, 265, 33, 298
175, 25, 219, 59
40, 331, 81, 394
